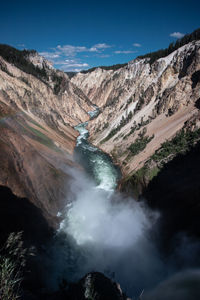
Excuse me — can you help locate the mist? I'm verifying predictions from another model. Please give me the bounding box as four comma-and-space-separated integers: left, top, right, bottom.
42, 121, 200, 299
46, 166, 165, 296
143, 269, 200, 300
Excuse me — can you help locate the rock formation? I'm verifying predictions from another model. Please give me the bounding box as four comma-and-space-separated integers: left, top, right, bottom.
72, 40, 200, 180
0, 46, 94, 229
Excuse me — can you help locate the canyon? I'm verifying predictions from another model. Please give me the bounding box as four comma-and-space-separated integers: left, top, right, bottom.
0, 29, 200, 299
72, 39, 200, 177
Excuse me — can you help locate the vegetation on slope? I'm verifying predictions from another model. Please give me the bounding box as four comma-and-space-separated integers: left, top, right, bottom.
65, 71, 77, 78
100, 111, 134, 144
128, 134, 154, 156
121, 128, 200, 197
121, 165, 159, 198
52, 73, 63, 94
151, 128, 200, 162
80, 62, 128, 74
73, 28, 200, 75
137, 27, 200, 64
0, 44, 48, 80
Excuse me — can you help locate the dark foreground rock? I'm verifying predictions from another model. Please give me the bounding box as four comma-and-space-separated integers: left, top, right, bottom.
36, 272, 128, 300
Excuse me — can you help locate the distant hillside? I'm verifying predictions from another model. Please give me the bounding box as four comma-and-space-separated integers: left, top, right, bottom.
76, 28, 200, 73
65, 71, 77, 78
80, 62, 128, 74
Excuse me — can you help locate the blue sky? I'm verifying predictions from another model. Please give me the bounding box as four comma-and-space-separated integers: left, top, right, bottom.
0, 0, 199, 71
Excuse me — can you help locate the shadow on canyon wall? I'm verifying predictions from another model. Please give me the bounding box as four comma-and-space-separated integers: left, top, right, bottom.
0, 185, 128, 300
143, 140, 200, 259
0, 185, 53, 246
0, 186, 55, 296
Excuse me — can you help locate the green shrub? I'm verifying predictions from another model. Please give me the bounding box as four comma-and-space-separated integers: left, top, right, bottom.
100, 111, 134, 144
0, 44, 48, 81
128, 135, 154, 156
80, 63, 128, 74
151, 129, 200, 162
51, 72, 65, 94
124, 97, 133, 110
102, 122, 109, 129
0, 232, 34, 300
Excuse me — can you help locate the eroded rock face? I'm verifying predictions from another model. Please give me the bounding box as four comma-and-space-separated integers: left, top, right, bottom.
72, 41, 200, 176
0, 53, 93, 129
0, 100, 76, 228
25, 50, 54, 70
0, 49, 94, 229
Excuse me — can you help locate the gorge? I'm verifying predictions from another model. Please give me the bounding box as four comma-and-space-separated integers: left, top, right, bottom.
0, 28, 200, 300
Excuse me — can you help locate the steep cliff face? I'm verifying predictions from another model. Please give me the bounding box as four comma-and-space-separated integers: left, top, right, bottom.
0, 47, 94, 229
0, 99, 77, 228
0, 48, 93, 128
72, 40, 200, 177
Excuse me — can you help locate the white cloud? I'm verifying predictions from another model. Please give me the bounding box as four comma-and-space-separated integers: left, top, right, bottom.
60, 65, 89, 72
170, 32, 185, 38
90, 43, 111, 52
39, 52, 60, 59
65, 63, 89, 67
65, 59, 76, 63
17, 43, 26, 48
55, 43, 112, 56
114, 50, 137, 54
97, 54, 111, 58
94, 43, 111, 49
133, 43, 141, 47
39, 42, 111, 71
56, 45, 88, 56
74, 69, 83, 72
53, 59, 77, 65
58, 59, 89, 71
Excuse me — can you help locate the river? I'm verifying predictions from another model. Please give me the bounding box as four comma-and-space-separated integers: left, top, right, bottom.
47, 109, 166, 297
74, 120, 121, 191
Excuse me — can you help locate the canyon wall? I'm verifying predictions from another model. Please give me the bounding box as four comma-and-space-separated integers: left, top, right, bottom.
0, 49, 94, 229
71, 35, 200, 260
72, 40, 200, 179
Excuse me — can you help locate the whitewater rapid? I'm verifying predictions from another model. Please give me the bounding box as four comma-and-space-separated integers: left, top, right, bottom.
59, 118, 122, 246
74, 121, 120, 191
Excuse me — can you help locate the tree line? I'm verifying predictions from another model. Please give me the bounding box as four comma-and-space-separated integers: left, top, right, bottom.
137, 28, 200, 64
0, 44, 48, 80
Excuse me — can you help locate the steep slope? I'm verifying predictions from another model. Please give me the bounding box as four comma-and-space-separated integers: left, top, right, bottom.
72, 40, 200, 179
0, 46, 95, 229
0, 46, 93, 128
143, 139, 200, 246
0, 98, 77, 228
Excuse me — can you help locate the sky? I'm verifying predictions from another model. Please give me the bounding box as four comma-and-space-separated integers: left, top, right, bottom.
0, 0, 199, 72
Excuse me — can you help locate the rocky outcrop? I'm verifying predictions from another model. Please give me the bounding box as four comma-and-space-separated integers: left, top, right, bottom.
38, 272, 128, 300
72, 40, 200, 178
25, 50, 54, 70
64, 272, 128, 300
